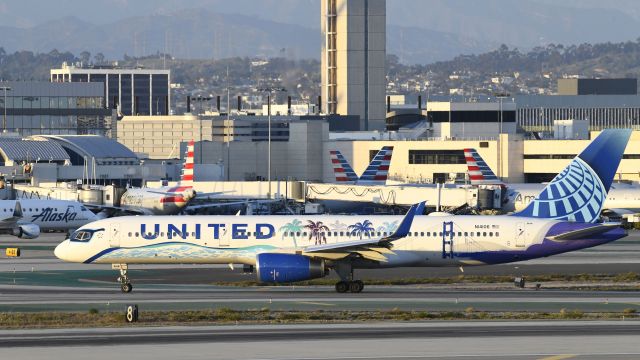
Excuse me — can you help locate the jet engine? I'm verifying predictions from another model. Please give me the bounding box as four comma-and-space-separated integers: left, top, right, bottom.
12, 224, 41, 239
255, 253, 326, 283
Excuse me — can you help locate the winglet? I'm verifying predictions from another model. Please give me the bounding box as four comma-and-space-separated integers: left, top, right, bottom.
512, 129, 632, 223
415, 201, 426, 215
387, 201, 422, 239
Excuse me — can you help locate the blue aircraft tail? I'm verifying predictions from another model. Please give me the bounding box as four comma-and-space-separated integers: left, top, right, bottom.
512, 129, 631, 223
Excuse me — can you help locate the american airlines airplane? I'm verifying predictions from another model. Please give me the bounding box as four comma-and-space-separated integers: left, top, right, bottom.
0, 199, 97, 238
55, 130, 630, 293
99, 140, 246, 215
330, 146, 393, 184
464, 147, 640, 214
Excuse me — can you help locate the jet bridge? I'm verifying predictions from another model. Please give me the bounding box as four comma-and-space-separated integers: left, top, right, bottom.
304, 182, 505, 210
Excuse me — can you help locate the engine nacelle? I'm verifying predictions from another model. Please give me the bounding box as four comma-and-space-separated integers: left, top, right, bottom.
256, 253, 326, 283
12, 224, 41, 239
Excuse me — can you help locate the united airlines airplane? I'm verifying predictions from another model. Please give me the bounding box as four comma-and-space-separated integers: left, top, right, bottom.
55, 130, 630, 293
464, 147, 640, 214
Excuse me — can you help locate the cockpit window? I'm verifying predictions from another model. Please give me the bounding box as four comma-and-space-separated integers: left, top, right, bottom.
69, 228, 104, 242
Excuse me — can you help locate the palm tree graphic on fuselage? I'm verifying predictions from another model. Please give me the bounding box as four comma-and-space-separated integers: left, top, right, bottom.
376, 220, 398, 235
348, 220, 375, 239
279, 219, 303, 248
305, 220, 330, 245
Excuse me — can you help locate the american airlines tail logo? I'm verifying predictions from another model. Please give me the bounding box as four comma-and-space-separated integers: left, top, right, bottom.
181, 140, 195, 183
31, 207, 77, 223
464, 148, 501, 185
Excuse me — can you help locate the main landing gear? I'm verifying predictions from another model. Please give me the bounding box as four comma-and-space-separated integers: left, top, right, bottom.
335, 280, 364, 293
334, 263, 364, 293
116, 266, 133, 293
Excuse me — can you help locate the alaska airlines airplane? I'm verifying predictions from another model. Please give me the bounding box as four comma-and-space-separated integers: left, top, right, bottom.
55, 130, 630, 293
464, 147, 640, 214
330, 146, 393, 185
0, 199, 97, 238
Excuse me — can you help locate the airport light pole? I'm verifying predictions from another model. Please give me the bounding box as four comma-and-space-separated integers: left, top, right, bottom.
257, 87, 286, 199
0, 86, 11, 132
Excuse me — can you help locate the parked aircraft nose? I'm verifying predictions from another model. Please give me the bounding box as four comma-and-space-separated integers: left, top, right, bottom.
185, 189, 197, 201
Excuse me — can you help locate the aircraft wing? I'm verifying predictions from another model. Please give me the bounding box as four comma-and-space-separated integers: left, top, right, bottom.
300, 202, 421, 262
547, 223, 622, 241
83, 204, 147, 215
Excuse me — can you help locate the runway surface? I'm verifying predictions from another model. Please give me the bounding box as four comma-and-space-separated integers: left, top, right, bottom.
2, 321, 640, 359
2, 284, 640, 313
1, 232, 640, 313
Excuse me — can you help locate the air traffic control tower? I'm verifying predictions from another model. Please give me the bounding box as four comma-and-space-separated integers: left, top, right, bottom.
321, 0, 386, 131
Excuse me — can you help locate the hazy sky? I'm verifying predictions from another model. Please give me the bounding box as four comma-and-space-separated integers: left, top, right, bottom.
1, 0, 639, 28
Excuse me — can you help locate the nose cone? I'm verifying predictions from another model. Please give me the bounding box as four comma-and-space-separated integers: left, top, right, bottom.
54, 240, 71, 262
185, 189, 197, 201
55, 239, 88, 263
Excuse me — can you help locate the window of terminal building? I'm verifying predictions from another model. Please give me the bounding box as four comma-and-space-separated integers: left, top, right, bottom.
524, 154, 576, 159
525, 173, 556, 183
408, 150, 465, 164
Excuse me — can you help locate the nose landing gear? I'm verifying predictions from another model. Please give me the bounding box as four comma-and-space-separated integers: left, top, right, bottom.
116, 265, 133, 293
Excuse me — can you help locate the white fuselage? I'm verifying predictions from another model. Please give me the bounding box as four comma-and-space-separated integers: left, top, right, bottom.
1, 199, 97, 230
54, 214, 621, 268
506, 183, 640, 213
120, 186, 196, 215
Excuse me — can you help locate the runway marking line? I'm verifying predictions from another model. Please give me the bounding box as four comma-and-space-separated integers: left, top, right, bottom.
296, 301, 335, 306
537, 355, 577, 360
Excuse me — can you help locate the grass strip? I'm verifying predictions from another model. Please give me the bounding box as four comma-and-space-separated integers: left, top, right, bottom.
0, 307, 637, 329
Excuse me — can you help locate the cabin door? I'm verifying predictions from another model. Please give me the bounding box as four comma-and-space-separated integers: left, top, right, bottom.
109, 222, 120, 248
515, 222, 526, 248
219, 225, 230, 247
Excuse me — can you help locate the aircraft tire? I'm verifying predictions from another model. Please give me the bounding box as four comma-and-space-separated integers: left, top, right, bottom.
335, 281, 349, 293
121, 283, 133, 293
349, 280, 364, 293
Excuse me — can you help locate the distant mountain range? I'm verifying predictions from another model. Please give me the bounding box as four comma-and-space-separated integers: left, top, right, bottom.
2, 1, 640, 64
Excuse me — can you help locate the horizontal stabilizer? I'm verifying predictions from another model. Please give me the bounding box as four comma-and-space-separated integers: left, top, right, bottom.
547, 223, 622, 241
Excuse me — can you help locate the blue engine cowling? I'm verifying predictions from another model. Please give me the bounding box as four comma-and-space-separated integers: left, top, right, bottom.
256, 253, 326, 283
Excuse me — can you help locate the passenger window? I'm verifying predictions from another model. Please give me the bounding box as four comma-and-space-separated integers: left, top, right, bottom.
128, 232, 132, 236
377, 232, 381, 236
489, 232, 493, 237
340, 232, 344, 236
135, 232, 139, 237
496, 232, 499, 237
458, 232, 462, 237
420, 232, 424, 236
296, 232, 301, 237
483, 232, 487, 237
439, 232, 443, 236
